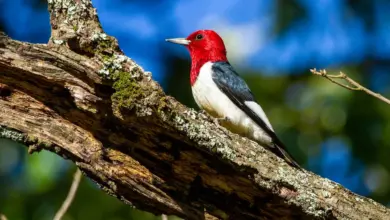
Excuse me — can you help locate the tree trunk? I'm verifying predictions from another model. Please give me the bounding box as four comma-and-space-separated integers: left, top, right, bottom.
0, 1, 388, 219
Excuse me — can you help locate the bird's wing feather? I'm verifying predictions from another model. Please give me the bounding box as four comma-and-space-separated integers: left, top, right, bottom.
211, 61, 301, 168
211, 61, 275, 136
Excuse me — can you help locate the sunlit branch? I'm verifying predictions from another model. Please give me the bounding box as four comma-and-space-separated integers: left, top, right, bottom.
53, 169, 82, 220
0, 214, 8, 220
311, 69, 390, 105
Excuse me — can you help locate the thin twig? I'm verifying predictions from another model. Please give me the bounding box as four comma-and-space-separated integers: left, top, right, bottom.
53, 169, 82, 220
311, 69, 390, 105
0, 214, 8, 220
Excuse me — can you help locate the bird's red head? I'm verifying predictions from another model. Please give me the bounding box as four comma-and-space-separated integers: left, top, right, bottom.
185, 30, 227, 61
166, 30, 228, 85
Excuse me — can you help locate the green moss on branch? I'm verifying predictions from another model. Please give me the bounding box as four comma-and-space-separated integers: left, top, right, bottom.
111, 71, 143, 109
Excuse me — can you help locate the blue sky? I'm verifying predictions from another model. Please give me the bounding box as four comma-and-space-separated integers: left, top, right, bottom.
3, 0, 390, 79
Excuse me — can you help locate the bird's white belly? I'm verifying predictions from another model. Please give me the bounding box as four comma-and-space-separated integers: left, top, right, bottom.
192, 78, 244, 123
191, 62, 273, 145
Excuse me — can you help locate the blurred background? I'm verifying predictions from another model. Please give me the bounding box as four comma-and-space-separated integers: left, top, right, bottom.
1, 0, 390, 219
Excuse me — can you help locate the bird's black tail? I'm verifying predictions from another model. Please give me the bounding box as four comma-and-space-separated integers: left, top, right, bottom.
273, 143, 302, 169
268, 135, 302, 169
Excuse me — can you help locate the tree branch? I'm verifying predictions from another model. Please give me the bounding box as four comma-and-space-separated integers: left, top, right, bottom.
0, 214, 8, 220
0, 1, 389, 219
311, 69, 390, 105
53, 169, 82, 220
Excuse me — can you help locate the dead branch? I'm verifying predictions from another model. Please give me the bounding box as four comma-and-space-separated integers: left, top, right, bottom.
53, 169, 82, 220
311, 69, 390, 105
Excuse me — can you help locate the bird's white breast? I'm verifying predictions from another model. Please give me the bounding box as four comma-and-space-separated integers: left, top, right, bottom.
191, 61, 274, 145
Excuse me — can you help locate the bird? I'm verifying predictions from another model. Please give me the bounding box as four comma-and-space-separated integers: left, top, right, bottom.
166, 30, 301, 168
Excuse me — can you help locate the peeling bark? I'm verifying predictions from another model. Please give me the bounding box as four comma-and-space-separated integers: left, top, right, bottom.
0, 1, 389, 219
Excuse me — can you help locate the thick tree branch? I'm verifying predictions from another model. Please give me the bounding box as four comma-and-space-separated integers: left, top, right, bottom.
0, 1, 389, 219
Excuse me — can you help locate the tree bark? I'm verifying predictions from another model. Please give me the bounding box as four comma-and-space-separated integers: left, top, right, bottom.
0, 1, 389, 219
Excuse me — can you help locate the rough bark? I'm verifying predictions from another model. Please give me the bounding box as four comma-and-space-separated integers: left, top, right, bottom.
0, 0, 389, 219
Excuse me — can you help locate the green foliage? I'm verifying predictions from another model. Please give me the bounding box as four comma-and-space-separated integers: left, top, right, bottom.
275, 0, 307, 35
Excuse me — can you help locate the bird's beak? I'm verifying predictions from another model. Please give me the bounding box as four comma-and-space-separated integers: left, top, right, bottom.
165, 38, 190, 45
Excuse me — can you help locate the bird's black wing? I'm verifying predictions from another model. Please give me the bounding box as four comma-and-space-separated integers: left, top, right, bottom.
211, 61, 301, 168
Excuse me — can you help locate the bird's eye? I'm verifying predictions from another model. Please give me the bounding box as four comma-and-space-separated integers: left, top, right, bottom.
195, 34, 203, 40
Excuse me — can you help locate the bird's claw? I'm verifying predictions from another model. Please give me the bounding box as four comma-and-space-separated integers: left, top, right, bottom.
214, 116, 230, 125
199, 109, 208, 115
213, 117, 232, 137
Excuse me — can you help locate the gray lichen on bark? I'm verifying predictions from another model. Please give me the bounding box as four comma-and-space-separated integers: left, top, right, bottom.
0, 125, 25, 142
48, 0, 99, 40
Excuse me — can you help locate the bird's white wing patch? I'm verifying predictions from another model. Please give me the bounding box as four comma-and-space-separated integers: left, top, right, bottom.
244, 101, 274, 131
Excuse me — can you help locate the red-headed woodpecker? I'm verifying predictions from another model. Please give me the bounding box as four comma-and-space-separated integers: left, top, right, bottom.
166, 30, 300, 168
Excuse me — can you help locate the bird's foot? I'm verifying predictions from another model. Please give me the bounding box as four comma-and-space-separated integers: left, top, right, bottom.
199, 109, 208, 115
198, 109, 213, 121
213, 116, 230, 126
198, 110, 230, 126
213, 116, 233, 137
